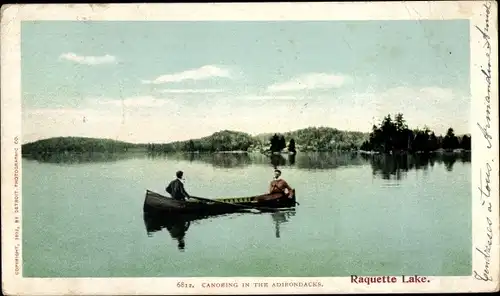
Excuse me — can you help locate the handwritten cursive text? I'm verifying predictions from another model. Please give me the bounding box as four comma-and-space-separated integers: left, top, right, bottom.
478, 162, 492, 205
475, 2, 493, 149
474, 217, 493, 281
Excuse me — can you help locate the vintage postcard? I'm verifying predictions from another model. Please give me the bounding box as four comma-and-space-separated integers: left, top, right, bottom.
1, 1, 499, 295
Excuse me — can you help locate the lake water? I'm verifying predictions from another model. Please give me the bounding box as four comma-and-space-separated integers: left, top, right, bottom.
22, 152, 471, 277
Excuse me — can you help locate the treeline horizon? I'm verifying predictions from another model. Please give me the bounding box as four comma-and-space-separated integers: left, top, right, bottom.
360, 113, 471, 153
21, 116, 470, 155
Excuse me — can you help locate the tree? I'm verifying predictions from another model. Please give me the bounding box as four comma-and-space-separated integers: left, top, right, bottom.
185, 140, 195, 152
369, 124, 383, 152
360, 140, 372, 151
428, 132, 439, 151
270, 134, 287, 153
278, 135, 286, 151
460, 135, 471, 150
443, 128, 459, 150
380, 115, 396, 152
363, 113, 451, 153
411, 129, 429, 152
288, 138, 296, 153
393, 113, 411, 150
394, 113, 407, 131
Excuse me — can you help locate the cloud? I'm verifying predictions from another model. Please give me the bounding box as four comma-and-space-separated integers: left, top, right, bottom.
242, 95, 298, 101
25, 108, 107, 117
159, 89, 225, 94
379, 86, 455, 103
267, 73, 351, 93
59, 52, 117, 65
142, 65, 231, 85
22, 106, 194, 144
22, 85, 469, 144
97, 96, 173, 108
354, 86, 459, 112
342, 86, 469, 134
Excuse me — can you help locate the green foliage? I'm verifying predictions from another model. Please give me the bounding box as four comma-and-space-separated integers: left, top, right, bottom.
24, 127, 371, 154
280, 127, 368, 152
26, 116, 469, 155
459, 134, 471, 150
288, 139, 296, 153
360, 113, 471, 153
148, 130, 257, 153
269, 134, 287, 152
150, 127, 368, 153
22, 137, 146, 154
443, 128, 460, 150
254, 127, 367, 152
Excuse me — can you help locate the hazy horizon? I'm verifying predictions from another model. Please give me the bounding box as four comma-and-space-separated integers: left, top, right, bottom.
22, 20, 470, 144
23, 125, 366, 145
23, 123, 474, 146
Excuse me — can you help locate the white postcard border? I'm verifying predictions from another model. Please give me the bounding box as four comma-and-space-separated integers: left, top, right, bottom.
1, 2, 499, 295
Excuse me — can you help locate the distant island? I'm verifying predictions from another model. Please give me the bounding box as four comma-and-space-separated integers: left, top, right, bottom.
359, 113, 470, 154
21, 113, 471, 156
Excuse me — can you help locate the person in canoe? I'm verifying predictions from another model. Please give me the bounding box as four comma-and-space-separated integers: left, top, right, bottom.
166, 171, 191, 201
269, 169, 294, 198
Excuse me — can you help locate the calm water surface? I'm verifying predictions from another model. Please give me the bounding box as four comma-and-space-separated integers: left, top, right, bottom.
22, 152, 471, 277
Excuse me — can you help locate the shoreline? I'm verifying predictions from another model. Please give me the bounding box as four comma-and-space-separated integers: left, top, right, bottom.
21, 149, 472, 157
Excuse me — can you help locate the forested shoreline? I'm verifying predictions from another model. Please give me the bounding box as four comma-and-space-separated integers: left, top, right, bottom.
21, 137, 148, 155
21, 113, 470, 155
359, 113, 470, 153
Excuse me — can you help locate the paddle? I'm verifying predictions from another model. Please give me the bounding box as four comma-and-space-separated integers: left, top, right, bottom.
187, 195, 279, 214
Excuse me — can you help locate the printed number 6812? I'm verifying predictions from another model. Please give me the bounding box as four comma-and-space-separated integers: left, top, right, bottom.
177, 281, 194, 288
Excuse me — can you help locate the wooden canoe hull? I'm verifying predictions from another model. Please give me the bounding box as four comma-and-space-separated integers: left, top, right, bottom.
143, 189, 297, 215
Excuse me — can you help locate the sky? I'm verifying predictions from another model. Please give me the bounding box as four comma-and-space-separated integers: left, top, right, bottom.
21, 20, 470, 144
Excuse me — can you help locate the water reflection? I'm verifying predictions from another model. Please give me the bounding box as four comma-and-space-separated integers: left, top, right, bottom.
270, 154, 287, 168
150, 151, 368, 170
143, 212, 194, 252
295, 152, 365, 170
361, 151, 471, 180
271, 210, 296, 238
143, 209, 297, 251
148, 152, 253, 168
25, 151, 470, 181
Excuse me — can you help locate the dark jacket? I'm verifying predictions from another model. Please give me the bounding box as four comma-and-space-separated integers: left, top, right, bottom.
166, 179, 190, 201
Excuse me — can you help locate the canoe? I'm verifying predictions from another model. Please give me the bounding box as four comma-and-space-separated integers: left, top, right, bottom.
143, 189, 297, 215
